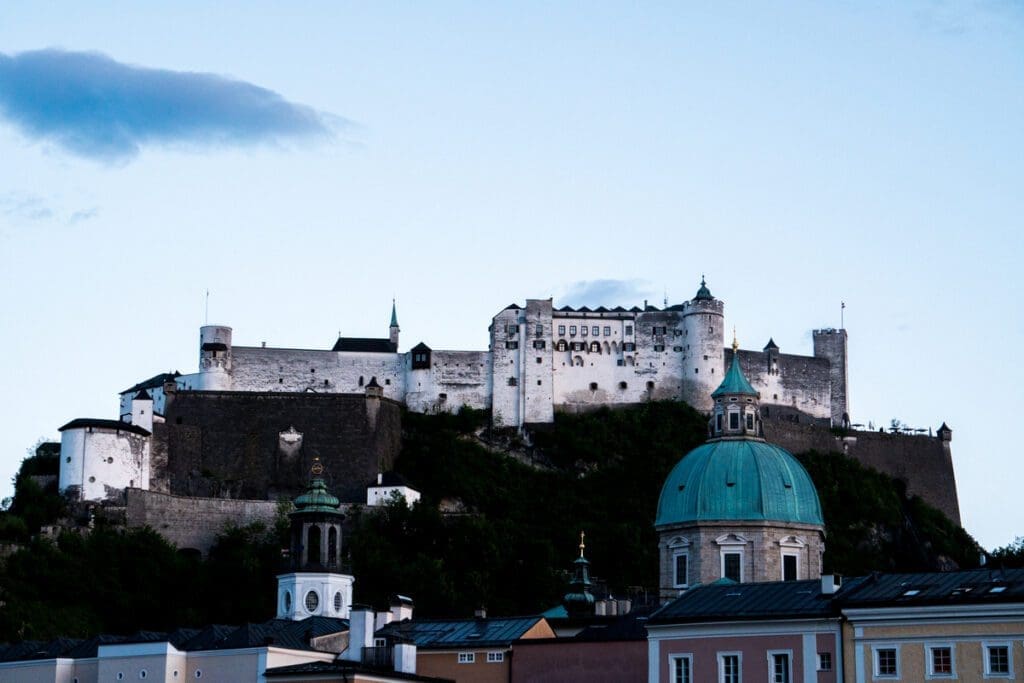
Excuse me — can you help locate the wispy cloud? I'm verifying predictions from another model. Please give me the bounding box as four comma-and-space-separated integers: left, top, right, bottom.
560, 279, 655, 308
0, 193, 53, 222
68, 207, 99, 225
0, 49, 339, 163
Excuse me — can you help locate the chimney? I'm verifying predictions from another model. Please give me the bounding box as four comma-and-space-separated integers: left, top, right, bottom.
377, 472, 383, 486
342, 605, 375, 662
391, 595, 414, 622
393, 639, 417, 675
375, 611, 394, 630
474, 607, 487, 619
821, 574, 842, 595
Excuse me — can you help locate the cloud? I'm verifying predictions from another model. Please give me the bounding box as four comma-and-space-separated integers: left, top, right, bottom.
0, 193, 53, 222
560, 279, 656, 308
0, 49, 338, 162
69, 207, 99, 224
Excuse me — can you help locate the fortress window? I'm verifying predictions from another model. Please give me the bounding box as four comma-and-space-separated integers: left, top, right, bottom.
558, 325, 566, 335
536, 357, 542, 363
654, 344, 665, 352
323, 379, 329, 387
439, 393, 447, 401
617, 359, 624, 366
279, 378, 283, 384
359, 376, 364, 387
592, 326, 599, 335
709, 326, 713, 333
533, 340, 546, 349
694, 368, 699, 373
311, 368, 315, 373
647, 381, 655, 391
508, 377, 518, 386
674, 346, 683, 352
625, 325, 633, 336
581, 326, 587, 337
506, 341, 519, 349
674, 329, 682, 336
556, 340, 568, 351
603, 326, 611, 336
653, 326, 667, 335
619, 381, 627, 389
623, 343, 636, 352
385, 379, 391, 385
589, 382, 598, 391
506, 324, 518, 335
88, 476, 96, 483
589, 342, 601, 353
537, 380, 542, 385
535, 324, 543, 336
570, 325, 577, 336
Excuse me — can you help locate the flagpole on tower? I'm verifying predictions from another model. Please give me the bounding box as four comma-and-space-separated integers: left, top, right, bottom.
841, 301, 845, 330
205, 289, 210, 325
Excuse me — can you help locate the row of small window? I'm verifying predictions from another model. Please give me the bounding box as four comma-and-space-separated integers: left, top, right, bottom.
670, 650, 823, 683
556, 324, 626, 337
457, 651, 504, 663
103, 670, 196, 680
673, 551, 799, 588
715, 412, 756, 432
872, 642, 1012, 678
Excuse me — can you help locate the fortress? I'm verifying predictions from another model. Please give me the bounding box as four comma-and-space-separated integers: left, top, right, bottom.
55, 279, 959, 536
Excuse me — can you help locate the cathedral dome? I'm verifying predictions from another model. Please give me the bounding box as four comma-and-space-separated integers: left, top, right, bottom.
655, 439, 823, 527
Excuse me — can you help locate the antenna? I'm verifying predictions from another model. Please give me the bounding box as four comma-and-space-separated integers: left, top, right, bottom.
205, 289, 209, 325
841, 301, 846, 329
663, 287, 668, 307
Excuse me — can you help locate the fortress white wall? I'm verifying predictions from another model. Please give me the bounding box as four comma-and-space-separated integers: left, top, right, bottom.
405, 350, 491, 414
59, 427, 149, 501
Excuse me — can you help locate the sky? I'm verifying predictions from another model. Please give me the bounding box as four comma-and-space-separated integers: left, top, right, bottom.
0, 2, 1021, 550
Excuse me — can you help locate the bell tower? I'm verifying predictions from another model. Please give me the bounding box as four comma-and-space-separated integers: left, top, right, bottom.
277, 458, 354, 620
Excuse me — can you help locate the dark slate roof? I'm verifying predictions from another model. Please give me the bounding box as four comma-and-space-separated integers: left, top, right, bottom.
410, 341, 432, 352
764, 338, 779, 351
57, 418, 150, 437
649, 578, 865, 624
839, 569, 1024, 607
332, 337, 398, 353
265, 661, 452, 681
134, 389, 152, 401
378, 616, 546, 649
121, 371, 180, 395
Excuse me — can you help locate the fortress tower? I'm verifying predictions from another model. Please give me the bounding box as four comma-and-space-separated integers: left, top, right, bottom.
812, 328, 849, 427
197, 324, 233, 391
680, 278, 725, 413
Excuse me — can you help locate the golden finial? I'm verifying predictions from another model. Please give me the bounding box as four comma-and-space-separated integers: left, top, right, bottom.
311, 457, 324, 477
579, 530, 586, 558
732, 327, 739, 353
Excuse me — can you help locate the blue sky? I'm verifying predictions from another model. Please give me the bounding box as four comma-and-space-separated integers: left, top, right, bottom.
0, 2, 1021, 549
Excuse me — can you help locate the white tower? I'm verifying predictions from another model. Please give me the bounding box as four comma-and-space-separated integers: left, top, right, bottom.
681, 277, 725, 412
277, 459, 354, 620
197, 325, 233, 391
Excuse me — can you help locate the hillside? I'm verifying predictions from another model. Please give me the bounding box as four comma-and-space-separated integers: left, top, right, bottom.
0, 402, 983, 640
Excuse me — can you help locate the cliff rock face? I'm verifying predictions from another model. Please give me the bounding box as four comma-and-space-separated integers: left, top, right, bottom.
151, 391, 401, 502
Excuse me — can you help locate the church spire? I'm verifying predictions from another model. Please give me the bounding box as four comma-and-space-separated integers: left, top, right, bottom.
563, 531, 595, 618
389, 299, 400, 348
709, 332, 763, 439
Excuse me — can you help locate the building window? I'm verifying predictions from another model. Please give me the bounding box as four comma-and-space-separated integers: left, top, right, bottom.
674, 345, 683, 352
506, 341, 519, 349
673, 552, 688, 588
305, 590, 319, 612
556, 340, 568, 351
873, 646, 899, 678
718, 653, 741, 683
590, 341, 601, 353
458, 652, 475, 664
625, 325, 633, 335
782, 553, 798, 581
817, 652, 832, 672
715, 414, 722, 432
487, 651, 504, 663
623, 342, 636, 352
535, 324, 543, 336
671, 654, 692, 683
533, 339, 546, 349
722, 552, 742, 582
647, 381, 655, 391
589, 382, 598, 391
745, 414, 754, 430
928, 645, 953, 677
986, 643, 1010, 676
506, 324, 518, 335
619, 381, 628, 389
592, 325, 599, 336
507, 377, 517, 386
581, 326, 588, 337
571, 342, 585, 352
769, 651, 791, 683
604, 326, 611, 336
653, 326, 667, 335
729, 412, 739, 429
570, 325, 577, 336
654, 344, 665, 352
558, 325, 566, 335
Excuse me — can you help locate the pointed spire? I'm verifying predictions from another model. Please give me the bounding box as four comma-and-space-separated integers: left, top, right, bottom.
563, 530, 595, 617
390, 299, 399, 328
712, 332, 758, 399
579, 530, 586, 558
694, 275, 713, 301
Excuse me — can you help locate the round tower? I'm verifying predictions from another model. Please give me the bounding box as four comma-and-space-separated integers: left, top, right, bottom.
277, 458, 354, 620
681, 277, 724, 412
197, 325, 233, 391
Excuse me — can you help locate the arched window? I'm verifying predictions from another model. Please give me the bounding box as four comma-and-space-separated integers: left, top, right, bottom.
328, 526, 338, 568
358, 376, 364, 387
556, 340, 568, 352
589, 341, 600, 353
307, 525, 322, 566
625, 356, 635, 366
573, 356, 584, 367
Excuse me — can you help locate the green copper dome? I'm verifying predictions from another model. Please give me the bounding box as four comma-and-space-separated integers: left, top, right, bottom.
293, 477, 341, 514
694, 277, 714, 301
656, 439, 823, 527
